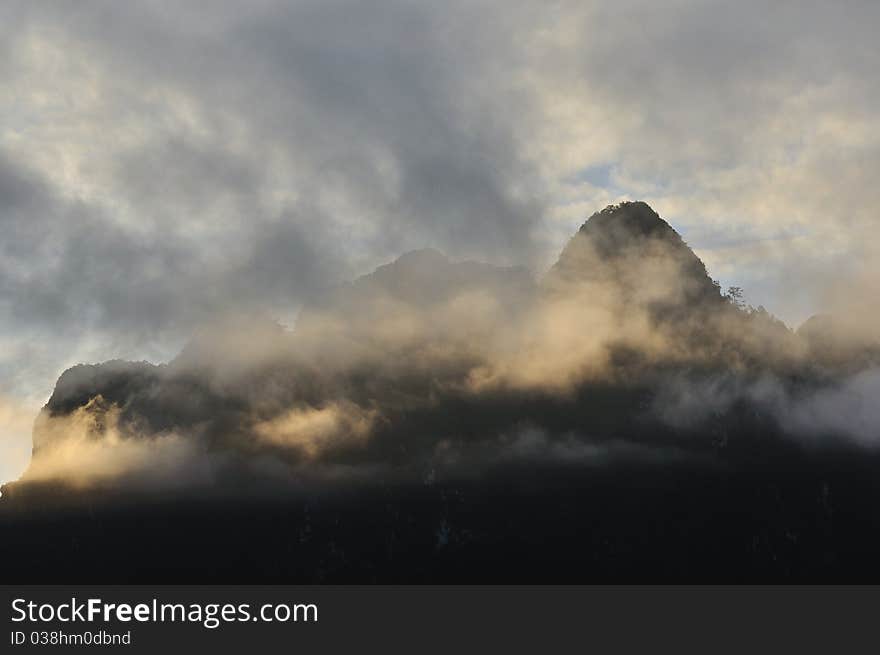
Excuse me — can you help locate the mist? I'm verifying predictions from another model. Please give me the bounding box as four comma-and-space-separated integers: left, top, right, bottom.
5, 203, 876, 498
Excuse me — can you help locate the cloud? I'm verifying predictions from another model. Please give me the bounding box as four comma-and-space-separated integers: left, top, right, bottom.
782, 368, 880, 446
0, 395, 36, 489
253, 402, 377, 457
24, 396, 201, 489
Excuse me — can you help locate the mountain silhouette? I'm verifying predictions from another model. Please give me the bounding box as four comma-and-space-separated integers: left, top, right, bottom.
548, 201, 723, 307
2, 201, 879, 583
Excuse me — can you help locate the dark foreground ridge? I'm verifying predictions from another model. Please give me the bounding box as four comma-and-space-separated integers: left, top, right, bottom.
2, 201, 879, 583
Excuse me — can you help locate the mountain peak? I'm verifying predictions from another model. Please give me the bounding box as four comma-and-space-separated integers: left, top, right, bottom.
576, 201, 684, 257
547, 201, 722, 308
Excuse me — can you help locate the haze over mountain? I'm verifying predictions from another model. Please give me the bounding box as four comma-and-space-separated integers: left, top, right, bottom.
3, 202, 876, 501
3, 202, 879, 583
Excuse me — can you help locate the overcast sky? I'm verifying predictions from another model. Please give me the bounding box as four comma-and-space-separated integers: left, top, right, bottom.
2, 0, 879, 483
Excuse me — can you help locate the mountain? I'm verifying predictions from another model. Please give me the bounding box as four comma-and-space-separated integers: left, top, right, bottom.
547, 201, 723, 309
3, 201, 880, 583
307, 247, 533, 312
295, 247, 536, 354
4, 200, 862, 487
7, 199, 860, 488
